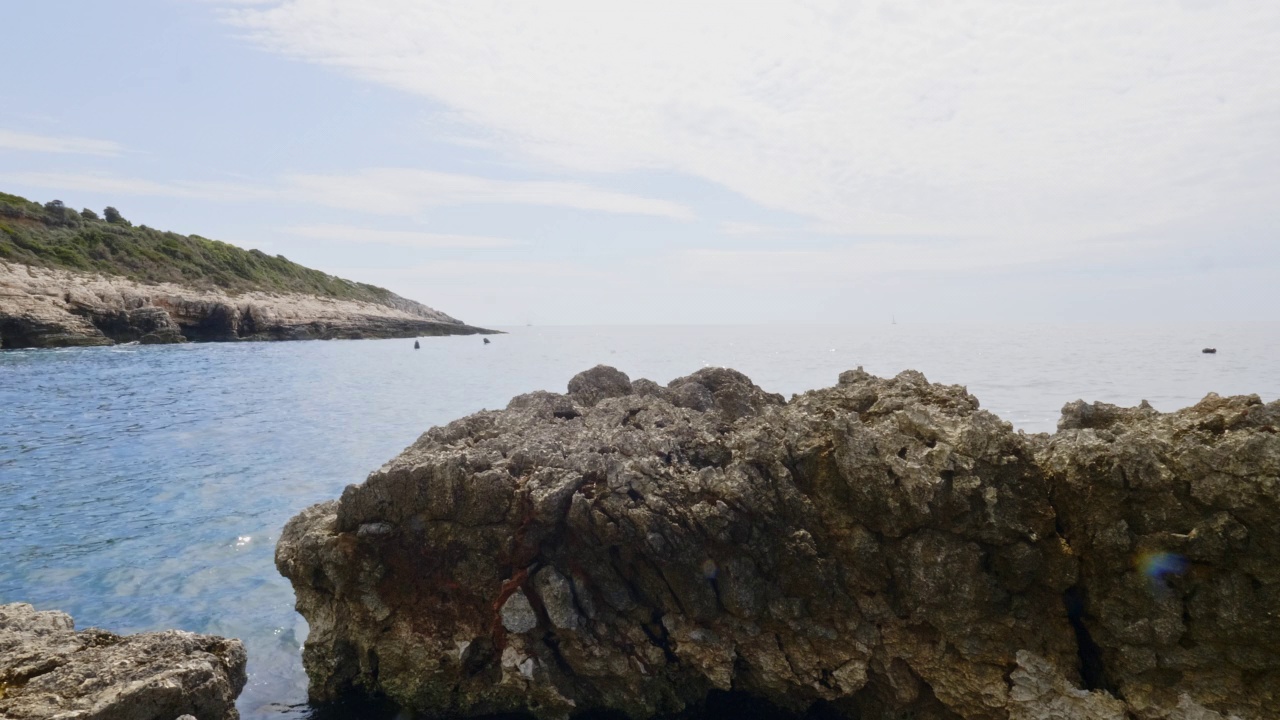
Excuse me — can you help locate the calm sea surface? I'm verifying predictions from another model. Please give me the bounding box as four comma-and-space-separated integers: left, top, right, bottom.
2, 324, 1278, 718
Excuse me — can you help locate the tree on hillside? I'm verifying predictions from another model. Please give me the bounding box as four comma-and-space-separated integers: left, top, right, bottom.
43, 199, 79, 226
81, 208, 100, 220
103, 206, 130, 226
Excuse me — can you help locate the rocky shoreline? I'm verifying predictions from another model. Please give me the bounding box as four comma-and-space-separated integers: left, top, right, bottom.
0, 261, 496, 349
0, 603, 246, 720
277, 366, 1278, 720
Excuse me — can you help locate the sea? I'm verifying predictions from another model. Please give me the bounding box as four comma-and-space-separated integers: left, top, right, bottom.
1, 323, 1277, 719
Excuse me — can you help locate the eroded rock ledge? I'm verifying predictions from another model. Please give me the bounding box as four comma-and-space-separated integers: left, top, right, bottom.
0, 262, 495, 348
0, 603, 247, 720
277, 366, 1279, 720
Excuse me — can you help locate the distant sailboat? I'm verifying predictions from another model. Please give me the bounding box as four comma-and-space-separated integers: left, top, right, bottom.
892, 314, 897, 325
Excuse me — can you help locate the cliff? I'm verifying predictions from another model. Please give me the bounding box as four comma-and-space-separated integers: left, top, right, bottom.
0, 192, 494, 348
0, 262, 492, 347
276, 366, 1279, 720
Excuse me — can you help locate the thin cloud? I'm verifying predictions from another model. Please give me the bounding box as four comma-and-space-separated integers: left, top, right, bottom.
224, 0, 1280, 242
284, 224, 521, 248
282, 168, 694, 220
347, 260, 595, 281
675, 234, 1115, 282
0, 168, 693, 221
719, 221, 784, 237
0, 129, 124, 157
0, 172, 275, 201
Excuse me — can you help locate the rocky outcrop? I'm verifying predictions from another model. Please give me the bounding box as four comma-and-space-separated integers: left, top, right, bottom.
276, 366, 1278, 720
0, 262, 496, 348
1043, 394, 1279, 719
0, 603, 247, 720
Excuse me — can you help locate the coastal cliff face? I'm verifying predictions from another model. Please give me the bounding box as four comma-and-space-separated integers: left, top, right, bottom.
276, 366, 1279, 720
0, 262, 493, 348
0, 603, 247, 720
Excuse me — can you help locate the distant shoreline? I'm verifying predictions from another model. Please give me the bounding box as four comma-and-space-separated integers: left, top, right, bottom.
1, 191, 496, 349
0, 261, 498, 349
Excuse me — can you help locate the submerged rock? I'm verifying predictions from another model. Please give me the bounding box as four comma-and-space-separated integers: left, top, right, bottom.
0, 603, 247, 720
277, 366, 1279, 720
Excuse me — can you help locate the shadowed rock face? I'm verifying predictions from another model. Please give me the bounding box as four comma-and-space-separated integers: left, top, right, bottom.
1043, 393, 1280, 718
277, 366, 1280, 720
0, 603, 247, 720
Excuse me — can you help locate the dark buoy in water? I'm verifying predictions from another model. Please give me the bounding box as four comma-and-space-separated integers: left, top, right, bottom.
1202, 347, 1216, 354
414, 340, 420, 349
483, 337, 491, 344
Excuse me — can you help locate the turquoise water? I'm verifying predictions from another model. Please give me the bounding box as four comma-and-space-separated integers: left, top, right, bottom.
1, 324, 1277, 718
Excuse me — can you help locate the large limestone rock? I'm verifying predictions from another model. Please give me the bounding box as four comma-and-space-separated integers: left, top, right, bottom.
0, 603, 247, 720
1043, 393, 1280, 719
277, 366, 1278, 720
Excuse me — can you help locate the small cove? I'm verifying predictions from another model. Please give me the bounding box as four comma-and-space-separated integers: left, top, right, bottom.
2, 323, 1277, 719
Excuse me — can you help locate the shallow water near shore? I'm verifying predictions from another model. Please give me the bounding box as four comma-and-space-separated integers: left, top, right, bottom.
2, 323, 1278, 719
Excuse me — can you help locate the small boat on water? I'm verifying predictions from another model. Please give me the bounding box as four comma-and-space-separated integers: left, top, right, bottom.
1202, 347, 1216, 354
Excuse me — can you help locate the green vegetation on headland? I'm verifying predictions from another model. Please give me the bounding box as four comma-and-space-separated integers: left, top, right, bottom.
0, 191, 397, 304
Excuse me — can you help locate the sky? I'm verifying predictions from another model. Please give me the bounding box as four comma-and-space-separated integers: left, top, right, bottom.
1, 0, 1277, 326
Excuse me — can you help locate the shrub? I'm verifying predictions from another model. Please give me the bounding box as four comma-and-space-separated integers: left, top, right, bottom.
81, 208, 100, 220
42, 200, 83, 227
103, 206, 130, 226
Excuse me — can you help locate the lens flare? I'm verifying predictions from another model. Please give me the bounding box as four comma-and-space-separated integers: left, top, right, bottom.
1136, 551, 1187, 595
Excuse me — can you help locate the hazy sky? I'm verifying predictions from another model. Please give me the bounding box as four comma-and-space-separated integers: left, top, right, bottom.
2, 1, 1277, 325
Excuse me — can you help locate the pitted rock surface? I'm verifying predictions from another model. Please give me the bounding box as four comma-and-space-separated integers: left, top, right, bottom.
277, 366, 1279, 720
0, 602, 247, 720
1041, 392, 1280, 719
